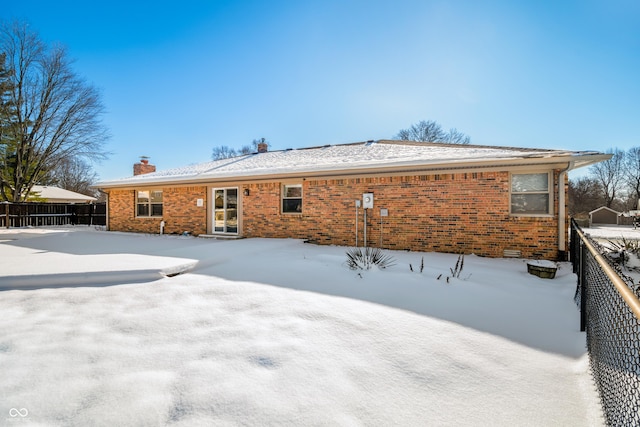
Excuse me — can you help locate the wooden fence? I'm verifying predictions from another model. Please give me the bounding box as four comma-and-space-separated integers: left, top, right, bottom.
0, 202, 106, 228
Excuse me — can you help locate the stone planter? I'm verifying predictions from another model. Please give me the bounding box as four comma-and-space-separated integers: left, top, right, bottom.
527, 260, 558, 279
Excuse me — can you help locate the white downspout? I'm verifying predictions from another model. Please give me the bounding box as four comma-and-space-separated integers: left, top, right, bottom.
105, 192, 109, 231
355, 200, 359, 247
558, 161, 574, 258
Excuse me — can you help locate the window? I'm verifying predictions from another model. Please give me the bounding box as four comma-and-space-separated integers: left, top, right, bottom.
282, 184, 302, 213
136, 189, 163, 217
510, 172, 551, 215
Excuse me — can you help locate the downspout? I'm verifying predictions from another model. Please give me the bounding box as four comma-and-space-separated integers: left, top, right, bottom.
558, 161, 574, 260
105, 192, 109, 231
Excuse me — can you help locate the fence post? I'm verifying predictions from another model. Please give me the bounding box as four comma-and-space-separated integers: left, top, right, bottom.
570, 220, 577, 273
579, 240, 587, 332
3, 202, 8, 229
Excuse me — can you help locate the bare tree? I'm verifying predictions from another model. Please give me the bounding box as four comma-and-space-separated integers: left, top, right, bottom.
0, 20, 109, 201
568, 176, 604, 215
211, 145, 239, 160
443, 128, 471, 144
42, 157, 98, 197
589, 148, 625, 208
622, 146, 640, 210
211, 138, 268, 160
395, 120, 470, 144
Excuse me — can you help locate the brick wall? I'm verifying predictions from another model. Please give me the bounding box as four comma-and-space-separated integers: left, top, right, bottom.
107, 186, 207, 235
107, 171, 566, 260
243, 171, 565, 260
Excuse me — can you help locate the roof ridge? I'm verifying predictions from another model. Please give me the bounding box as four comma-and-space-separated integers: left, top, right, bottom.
197, 153, 254, 175
376, 139, 562, 153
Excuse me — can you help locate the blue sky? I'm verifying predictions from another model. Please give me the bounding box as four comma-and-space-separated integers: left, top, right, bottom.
3, 0, 639, 181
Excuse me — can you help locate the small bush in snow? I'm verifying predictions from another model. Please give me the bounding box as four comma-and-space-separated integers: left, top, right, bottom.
606, 237, 640, 270
346, 247, 396, 271
450, 254, 465, 278
409, 257, 424, 273
437, 254, 469, 283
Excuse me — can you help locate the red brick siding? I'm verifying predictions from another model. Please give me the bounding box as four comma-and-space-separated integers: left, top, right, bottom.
243, 171, 564, 259
107, 186, 207, 235
107, 171, 566, 259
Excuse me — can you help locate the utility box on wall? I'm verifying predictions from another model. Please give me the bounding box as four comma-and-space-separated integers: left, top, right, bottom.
362, 193, 374, 209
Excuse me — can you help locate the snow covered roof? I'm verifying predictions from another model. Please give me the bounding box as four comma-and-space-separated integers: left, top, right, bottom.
589, 206, 621, 215
96, 140, 610, 188
30, 185, 97, 203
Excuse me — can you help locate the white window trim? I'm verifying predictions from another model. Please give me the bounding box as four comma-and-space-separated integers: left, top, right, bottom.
282, 183, 303, 214
509, 171, 553, 217
136, 189, 163, 218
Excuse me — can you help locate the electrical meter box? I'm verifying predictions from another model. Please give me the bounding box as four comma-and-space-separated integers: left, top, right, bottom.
362, 193, 374, 209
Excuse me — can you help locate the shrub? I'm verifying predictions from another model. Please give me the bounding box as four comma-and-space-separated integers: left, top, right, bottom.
450, 254, 465, 278
346, 247, 396, 271
409, 257, 424, 273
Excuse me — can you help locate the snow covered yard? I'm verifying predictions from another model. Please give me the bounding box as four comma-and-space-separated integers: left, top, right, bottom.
0, 227, 603, 426
582, 224, 640, 241
582, 225, 640, 284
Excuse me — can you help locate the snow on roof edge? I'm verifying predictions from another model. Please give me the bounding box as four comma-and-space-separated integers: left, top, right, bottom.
95, 140, 608, 188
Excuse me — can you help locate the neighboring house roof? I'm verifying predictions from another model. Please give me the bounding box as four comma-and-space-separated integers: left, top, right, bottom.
589, 206, 620, 215
30, 185, 97, 203
95, 140, 611, 188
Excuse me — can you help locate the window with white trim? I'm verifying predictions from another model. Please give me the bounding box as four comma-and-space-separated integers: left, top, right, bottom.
510, 172, 551, 215
282, 184, 302, 213
136, 189, 163, 217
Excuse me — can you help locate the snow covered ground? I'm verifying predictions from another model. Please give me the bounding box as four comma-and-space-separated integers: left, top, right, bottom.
582, 224, 640, 284
0, 227, 603, 426
582, 224, 640, 241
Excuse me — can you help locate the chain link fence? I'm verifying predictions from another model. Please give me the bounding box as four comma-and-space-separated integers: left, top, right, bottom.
570, 219, 640, 426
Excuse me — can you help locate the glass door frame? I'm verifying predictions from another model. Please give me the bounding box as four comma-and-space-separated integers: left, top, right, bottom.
212, 187, 239, 234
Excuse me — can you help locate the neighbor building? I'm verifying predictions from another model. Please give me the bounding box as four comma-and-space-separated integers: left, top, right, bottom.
29, 185, 97, 204
589, 206, 621, 226
95, 140, 610, 260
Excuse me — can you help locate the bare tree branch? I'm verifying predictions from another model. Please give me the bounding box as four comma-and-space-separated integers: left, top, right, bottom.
211, 138, 267, 160
394, 120, 470, 144
623, 146, 640, 209
589, 148, 625, 208
0, 20, 109, 201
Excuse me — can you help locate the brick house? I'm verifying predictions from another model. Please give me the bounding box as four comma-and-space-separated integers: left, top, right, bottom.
95, 140, 609, 260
